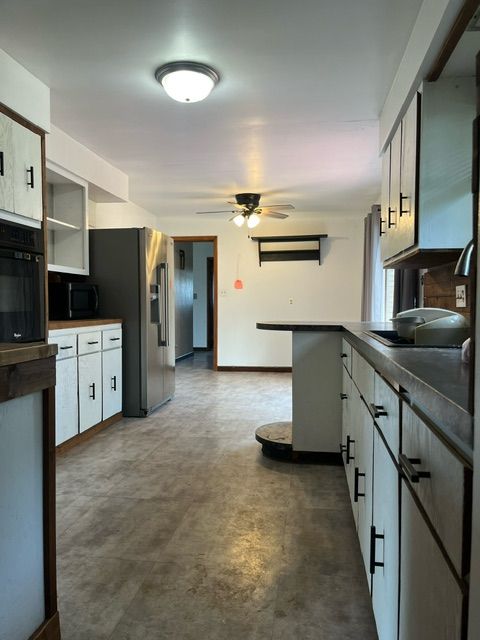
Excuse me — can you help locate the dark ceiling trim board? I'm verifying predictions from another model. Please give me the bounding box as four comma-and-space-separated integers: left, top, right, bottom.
217, 366, 292, 372
427, 0, 480, 82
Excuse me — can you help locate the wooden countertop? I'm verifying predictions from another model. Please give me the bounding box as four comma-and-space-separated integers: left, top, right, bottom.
49, 318, 123, 330
0, 342, 58, 367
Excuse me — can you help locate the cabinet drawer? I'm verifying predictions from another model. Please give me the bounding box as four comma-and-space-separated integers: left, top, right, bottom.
352, 349, 375, 406
373, 373, 400, 454
401, 403, 466, 576
49, 333, 77, 360
340, 338, 352, 375
102, 327, 122, 350
78, 331, 102, 355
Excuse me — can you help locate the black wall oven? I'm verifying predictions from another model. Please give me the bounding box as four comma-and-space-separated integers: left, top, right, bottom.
0, 221, 45, 343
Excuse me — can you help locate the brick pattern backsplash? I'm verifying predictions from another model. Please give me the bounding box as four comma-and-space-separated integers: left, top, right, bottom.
422, 262, 470, 320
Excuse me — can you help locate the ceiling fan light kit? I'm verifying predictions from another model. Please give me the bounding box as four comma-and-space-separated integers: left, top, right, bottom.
155, 61, 219, 103
196, 193, 294, 228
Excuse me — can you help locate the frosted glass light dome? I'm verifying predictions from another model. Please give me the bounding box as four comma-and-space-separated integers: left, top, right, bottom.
155, 62, 219, 103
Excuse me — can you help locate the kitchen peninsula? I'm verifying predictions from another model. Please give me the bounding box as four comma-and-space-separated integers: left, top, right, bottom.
257, 319, 472, 640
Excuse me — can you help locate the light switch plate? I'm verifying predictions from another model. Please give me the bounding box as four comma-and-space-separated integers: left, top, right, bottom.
456, 285, 467, 308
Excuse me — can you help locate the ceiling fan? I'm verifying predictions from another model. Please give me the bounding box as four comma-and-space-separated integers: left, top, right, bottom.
196, 193, 294, 228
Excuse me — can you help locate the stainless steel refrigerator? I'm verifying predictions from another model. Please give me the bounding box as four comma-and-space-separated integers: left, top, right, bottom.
89, 227, 175, 416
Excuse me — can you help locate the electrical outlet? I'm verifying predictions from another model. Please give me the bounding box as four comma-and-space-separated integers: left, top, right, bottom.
219, 289, 227, 297
456, 285, 467, 308
289, 298, 293, 305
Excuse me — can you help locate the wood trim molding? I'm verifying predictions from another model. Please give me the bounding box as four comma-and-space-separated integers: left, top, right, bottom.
427, 0, 480, 82
0, 356, 56, 402
0, 101, 46, 136
28, 612, 61, 640
173, 236, 218, 371
56, 412, 123, 454
217, 366, 292, 373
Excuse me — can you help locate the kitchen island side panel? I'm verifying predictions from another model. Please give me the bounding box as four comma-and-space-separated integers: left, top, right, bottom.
292, 332, 342, 452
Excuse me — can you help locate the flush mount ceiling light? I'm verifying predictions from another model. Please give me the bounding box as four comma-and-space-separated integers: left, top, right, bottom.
154, 61, 219, 103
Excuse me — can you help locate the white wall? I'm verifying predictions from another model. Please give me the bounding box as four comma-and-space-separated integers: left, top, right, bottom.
47, 125, 128, 202
160, 215, 364, 367
92, 200, 158, 229
0, 48, 50, 132
193, 243, 214, 348
93, 204, 364, 366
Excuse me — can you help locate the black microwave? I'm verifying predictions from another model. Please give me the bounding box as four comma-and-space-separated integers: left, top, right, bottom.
49, 282, 99, 320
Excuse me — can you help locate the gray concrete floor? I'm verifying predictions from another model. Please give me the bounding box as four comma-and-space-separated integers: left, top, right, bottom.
56, 353, 377, 639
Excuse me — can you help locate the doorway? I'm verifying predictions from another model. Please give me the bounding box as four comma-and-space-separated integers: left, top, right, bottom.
173, 236, 218, 370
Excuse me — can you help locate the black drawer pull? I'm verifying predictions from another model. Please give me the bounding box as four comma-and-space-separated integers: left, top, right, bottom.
87, 341, 99, 345
379, 218, 386, 236
399, 453, 431, 483
370, 403, 388, 418
110, 337, 121, 341
111, 375, 117, 391
89, 382, 96, 400
370, 525, 385, 575
354, 467, 365, 502
400, 192, 409, 216
339, 443, 347, 455
26, 166, 34, 188
60, 346, 73, 350
388, 206, 396, 228
340, 393, 348, 400
0, 151, 4, 177
346, 435, 355, 464
340, 353, 348, 359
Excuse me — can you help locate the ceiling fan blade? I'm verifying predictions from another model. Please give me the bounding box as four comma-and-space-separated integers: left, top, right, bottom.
260, 204, 295, 210
263, 211, 289, 219
195, 210, 237, 215
227, 201, 245, 209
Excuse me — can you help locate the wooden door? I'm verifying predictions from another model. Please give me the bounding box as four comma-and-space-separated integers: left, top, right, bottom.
11, 120, 42, 222
372, 428, 399, 640
78, 352, 102, 432
55, 357, 79, 445
0, 113, 14, 214
399, 483, 464, 640
102, 347, 122, 420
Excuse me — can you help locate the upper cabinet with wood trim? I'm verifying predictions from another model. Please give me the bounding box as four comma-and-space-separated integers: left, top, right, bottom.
0, 111, 43, 226
381, 78, 475, 268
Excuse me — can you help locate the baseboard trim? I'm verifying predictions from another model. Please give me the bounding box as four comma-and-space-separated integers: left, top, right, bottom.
28, 612, 61, 640
217, 366, 292, 372
175, 351, 194, 362
56, 412, 123, 454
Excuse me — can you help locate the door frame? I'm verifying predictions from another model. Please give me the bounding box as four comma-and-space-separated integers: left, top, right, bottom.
173, 236, 218, 370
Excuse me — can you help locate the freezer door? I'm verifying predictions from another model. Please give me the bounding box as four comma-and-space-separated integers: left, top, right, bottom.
140, 228, 168, 412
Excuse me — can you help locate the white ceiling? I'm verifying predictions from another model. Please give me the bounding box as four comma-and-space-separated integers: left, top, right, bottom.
0, 0, 424, 219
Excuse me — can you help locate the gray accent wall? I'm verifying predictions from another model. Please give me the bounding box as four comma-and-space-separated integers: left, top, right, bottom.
193, 242, 214, 348
174, 242, 193, 359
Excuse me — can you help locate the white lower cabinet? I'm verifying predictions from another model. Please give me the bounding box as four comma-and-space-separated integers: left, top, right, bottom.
78, 351, 102, 432
102, 347, 122, 420
372, 428, 399, 640
55, 357, 78, 445
49, 323, 122, 445
341, 341, 468, 640
399, 485, 464, 640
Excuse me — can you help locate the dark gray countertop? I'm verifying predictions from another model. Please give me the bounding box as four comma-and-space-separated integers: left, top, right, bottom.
257, 320, 473, 464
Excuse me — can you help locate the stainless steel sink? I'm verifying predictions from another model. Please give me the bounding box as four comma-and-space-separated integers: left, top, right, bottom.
364, 329, 462, 349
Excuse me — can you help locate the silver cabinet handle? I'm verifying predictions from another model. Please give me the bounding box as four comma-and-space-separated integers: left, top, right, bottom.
399, 453, 431, 483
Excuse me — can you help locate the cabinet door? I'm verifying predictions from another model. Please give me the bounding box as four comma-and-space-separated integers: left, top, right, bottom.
388, 126, 402, 257
356, 400, 374, 585
0, 113, 14, 213
102, 347, 122, 420
78, 352, 102, 432
399, 484, 463, 640
398, 92, 419, 253
380, 145, 391, 261
55, 357, 79, 445
346, 384, 362, 525
11, 121, 42, 222
372, 428, 399, 640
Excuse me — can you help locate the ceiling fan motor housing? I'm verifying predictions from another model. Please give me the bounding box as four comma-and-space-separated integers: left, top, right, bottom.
235, 193, 261, 209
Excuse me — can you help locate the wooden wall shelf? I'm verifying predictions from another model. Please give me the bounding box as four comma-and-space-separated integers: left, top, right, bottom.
251, 234, 328, 266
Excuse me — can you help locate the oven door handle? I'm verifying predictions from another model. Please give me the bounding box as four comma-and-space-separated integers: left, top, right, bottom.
0, 248, 40, 261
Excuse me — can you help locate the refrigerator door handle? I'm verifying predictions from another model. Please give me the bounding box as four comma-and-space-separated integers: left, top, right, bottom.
158, 263, 168, 346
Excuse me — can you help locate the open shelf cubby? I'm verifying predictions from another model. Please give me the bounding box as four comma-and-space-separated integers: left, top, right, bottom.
250, 234, 328, 266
